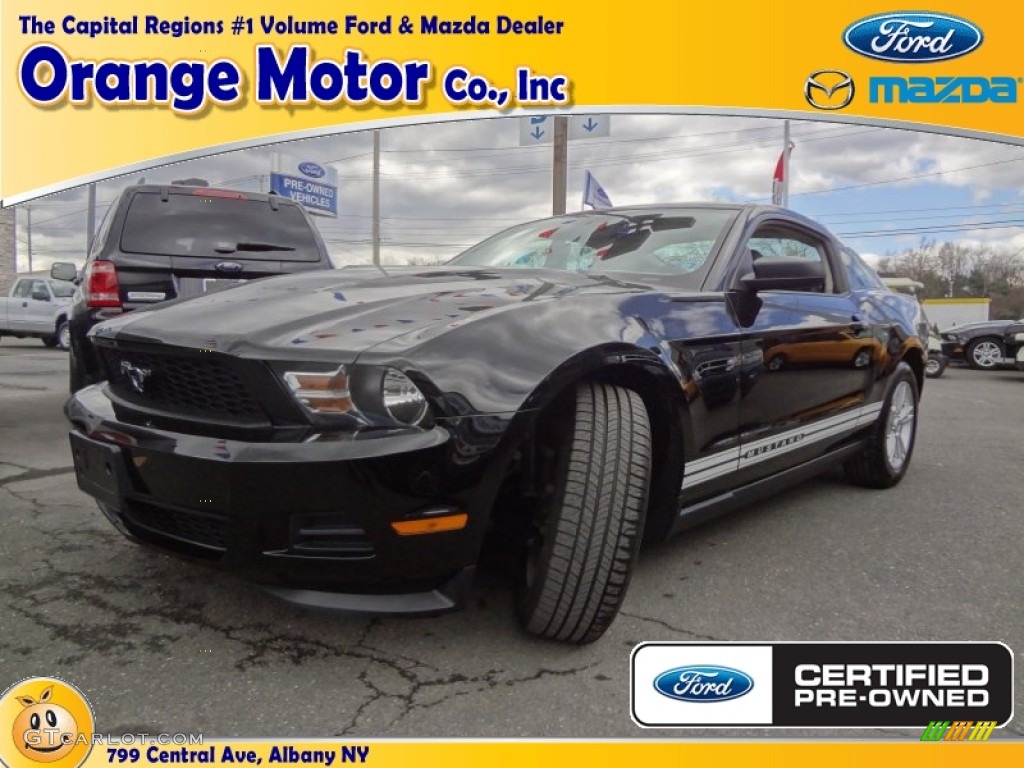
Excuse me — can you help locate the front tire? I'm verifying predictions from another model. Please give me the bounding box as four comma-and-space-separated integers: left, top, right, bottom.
516, 382, 652, 644
845, 362, 919, 489
966, 337, 1003, 370
925, 356, 947, 379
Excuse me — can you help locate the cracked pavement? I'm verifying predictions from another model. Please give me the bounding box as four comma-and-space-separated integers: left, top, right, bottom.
0, 341, 1021, 739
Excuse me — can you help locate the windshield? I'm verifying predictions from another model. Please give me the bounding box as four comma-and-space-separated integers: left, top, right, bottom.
120, 192, 324, 262
449, 209, 737, 277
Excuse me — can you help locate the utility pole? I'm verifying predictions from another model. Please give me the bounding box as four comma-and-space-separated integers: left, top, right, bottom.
26, 205, 33, 273
552, 116, 568, 215
372, 129, 381, 265
86, 182, 97, 253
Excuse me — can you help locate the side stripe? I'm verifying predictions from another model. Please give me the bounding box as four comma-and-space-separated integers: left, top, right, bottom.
682, 401, 882, 490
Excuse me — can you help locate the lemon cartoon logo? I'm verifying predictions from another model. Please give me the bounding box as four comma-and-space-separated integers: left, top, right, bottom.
0, 679, 94, 768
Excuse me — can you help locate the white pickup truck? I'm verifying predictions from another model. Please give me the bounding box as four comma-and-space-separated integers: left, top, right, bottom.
0, 276, 76, 349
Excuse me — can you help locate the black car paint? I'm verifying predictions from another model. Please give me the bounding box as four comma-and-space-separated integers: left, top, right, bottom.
65, 204, 926, 611
67, 185, 334, 389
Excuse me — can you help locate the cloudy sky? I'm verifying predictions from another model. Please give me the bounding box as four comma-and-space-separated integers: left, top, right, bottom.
12, 113, 1024, 272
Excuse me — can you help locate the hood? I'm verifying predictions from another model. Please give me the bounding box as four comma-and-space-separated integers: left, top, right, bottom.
941, 319, 1013, 334
91, 266, 655, 359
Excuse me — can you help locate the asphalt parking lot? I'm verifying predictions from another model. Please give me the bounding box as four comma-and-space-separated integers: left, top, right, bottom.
0, 338, 1020, 739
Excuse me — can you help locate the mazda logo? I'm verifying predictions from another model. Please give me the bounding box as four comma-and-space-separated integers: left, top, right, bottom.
120, 360, 152, 394
805, 70, 855, 110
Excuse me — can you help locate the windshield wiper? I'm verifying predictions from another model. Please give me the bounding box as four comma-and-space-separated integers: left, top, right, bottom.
214, 241, 297, 253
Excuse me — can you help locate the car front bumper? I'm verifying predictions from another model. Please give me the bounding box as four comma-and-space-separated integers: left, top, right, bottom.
65, 385, 511, 614
940, 340, 964, 360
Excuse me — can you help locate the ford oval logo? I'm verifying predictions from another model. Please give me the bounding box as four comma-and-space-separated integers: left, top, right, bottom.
653, 665, 754, 703
214, 261, 244, 273
843, 13, 983, 63
298, 161, 326, 178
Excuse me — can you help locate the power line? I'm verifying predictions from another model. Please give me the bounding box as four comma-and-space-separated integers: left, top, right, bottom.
791, 157, 1024, 198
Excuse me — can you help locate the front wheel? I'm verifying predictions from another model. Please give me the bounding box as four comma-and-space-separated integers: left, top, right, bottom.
845, 362, 919, 489
966, 338, 1003, 370
516, 382, 652, 644
924, 356, 947, 379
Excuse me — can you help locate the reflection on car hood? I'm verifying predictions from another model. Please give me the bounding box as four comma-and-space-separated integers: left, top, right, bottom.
91, 266, 666, 358
940, 320, 1016, 334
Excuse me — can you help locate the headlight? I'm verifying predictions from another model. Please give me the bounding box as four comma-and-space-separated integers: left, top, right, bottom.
380, 369, 429, 425
282, 364, 430, 427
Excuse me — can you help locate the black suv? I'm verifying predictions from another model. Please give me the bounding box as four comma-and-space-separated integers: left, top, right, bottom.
53, 183, 334, 391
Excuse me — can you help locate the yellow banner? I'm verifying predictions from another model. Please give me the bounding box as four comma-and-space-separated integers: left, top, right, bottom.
3, 0, 1024, 202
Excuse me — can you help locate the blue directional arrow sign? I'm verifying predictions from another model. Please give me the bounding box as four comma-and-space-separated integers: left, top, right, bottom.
519, 115, 611, 145
569, 115, 610, 140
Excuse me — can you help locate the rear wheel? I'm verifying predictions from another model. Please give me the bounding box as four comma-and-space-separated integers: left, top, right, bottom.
68, 341, 89, 392
845, 362, 918, 489
966, 337, 1003, 369
56, 321, 71, 350
516, 382, 651, 644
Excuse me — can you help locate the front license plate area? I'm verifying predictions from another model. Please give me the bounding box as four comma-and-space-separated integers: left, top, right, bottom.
69, 432, 131, 510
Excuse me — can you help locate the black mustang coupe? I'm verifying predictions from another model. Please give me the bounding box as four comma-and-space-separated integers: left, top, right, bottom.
66, 204, 926, 643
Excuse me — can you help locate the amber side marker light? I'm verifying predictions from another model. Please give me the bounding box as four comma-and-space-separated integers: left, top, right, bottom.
391, 513, 468, 536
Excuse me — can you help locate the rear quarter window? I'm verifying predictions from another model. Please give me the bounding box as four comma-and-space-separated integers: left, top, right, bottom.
120, 192, 323, 262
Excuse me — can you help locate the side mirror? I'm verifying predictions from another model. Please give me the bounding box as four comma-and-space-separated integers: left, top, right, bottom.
50, 262, 79, 282
740, 259, 825, 293
31, 288, 50, 302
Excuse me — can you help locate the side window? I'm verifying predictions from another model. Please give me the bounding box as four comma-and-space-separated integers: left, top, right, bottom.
29, 280, 50, 299
744, 224, 837, 293
12, 280, 31, 298
841, 247, 885, 292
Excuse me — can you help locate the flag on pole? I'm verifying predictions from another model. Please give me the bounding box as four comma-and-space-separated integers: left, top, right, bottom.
771, 142, 795, 206
582, 170, 613, 210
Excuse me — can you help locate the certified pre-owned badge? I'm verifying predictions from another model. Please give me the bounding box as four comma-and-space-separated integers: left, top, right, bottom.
805, 70, 855, 110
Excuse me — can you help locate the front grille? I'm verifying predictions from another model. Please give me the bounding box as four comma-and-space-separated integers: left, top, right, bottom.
99, 345, 265, 420
123, 499, 227, 554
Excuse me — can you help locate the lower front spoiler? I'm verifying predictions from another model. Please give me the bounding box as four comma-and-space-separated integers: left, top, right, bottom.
259, 566, 476, 615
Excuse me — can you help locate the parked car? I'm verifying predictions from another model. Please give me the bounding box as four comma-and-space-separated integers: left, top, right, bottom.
0, 276, 76, 349
1002, 322, 1024, 371
939, 320, 1021, 369
65, 204, 926, 643
53, 182, 334, 392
